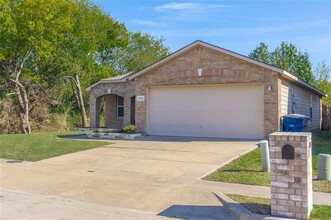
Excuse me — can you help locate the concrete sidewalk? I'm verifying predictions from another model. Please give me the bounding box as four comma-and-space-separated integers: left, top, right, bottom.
0, 189, 169, 220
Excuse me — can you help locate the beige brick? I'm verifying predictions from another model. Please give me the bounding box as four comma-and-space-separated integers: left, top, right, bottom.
272, 205, 289, 212
289, 183, 308, 189
296, 201, 302, 207
270, 158, 286, 164
277, 200, 295, 206
290, 206, 309, 214
276, 165, 294, 171
276, 211, 296, 218
271, 181, 288, 188
295, 213, 302, 219
271, 193, 289, 199
290, 195, 306, 201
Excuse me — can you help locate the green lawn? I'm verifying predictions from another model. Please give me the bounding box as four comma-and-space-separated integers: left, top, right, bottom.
227, 194, 331, 219
204, 131, 331, 193
0, 132, 110, 161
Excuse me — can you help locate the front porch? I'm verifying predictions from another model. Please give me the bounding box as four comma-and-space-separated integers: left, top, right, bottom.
87, 75, 135, 130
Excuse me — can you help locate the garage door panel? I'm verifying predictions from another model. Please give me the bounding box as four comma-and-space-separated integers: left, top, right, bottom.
175, 112, 201, 123
148, 85, 263, 139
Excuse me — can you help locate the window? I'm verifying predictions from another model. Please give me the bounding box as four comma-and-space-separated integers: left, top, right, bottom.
117, 96, 124, 118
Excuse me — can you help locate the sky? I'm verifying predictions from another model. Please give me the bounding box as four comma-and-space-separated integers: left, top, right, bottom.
91, 0, 331, 67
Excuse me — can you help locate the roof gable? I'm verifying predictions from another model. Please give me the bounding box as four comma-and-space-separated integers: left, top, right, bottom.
128, 40, 325, 96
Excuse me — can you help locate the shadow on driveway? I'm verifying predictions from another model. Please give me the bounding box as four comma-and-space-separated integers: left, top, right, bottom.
58, 133, 260, 143
158, 204, 235, 220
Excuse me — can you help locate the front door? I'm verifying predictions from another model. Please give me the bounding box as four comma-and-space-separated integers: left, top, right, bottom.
130, 96, 135, 125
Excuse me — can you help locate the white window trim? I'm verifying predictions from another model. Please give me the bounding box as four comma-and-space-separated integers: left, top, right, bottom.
117, 96, 124, 118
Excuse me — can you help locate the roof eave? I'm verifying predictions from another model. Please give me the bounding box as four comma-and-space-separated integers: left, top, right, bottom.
281, 71, 326, 97
85, 79, 127, 92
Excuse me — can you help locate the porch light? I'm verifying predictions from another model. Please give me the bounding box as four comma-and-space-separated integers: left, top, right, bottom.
197, 67, 203, 77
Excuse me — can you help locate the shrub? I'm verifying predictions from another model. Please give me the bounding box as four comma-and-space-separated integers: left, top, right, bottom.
123, 125, 137, 133
92, 129, 99, 133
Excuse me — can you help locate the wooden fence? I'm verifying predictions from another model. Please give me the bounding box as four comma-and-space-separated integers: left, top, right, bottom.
321, 104, 330, 130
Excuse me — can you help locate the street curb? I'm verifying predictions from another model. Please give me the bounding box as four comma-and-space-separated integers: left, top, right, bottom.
217, 193, 299, 220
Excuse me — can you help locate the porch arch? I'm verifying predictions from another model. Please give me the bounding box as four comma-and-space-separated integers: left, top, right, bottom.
89, 86, 135, 129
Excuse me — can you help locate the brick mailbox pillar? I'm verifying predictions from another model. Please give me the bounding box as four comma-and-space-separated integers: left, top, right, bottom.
269, 132, 313, 220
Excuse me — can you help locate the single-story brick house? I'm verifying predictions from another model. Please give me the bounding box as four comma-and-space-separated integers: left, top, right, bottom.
86, 41, 325, 139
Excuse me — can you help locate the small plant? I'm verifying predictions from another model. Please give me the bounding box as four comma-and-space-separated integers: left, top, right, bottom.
123, 125, 137, 133
92, 129, 99, 133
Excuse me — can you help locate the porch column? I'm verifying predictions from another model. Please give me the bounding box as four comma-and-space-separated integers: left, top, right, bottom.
123, 95, 131, 126
105, 95, 112, 127
89, 94, 97, 128
95, 97, 101, 128
90, 95, 101, 128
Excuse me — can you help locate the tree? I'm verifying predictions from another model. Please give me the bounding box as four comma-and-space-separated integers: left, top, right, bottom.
0, 0, 170, 133
249, 42, 315, 84
57, 0, 128, 127
248, 42, 271, 64
0, 0, 76, 133
314, 61, 331, 106
118, 33, 170, 73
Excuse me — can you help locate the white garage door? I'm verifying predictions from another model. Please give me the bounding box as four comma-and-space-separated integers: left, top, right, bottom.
148, 85, 264, 139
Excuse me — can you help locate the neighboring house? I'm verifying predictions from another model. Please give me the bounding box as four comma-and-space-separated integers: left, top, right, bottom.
86, 41, 325, 139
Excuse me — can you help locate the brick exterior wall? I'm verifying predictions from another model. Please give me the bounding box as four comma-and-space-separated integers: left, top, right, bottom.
135, 45, 280, 137
105, 95, 123, 130
269, 132, 313, 220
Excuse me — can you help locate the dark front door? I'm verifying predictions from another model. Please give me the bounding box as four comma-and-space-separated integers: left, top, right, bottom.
130, 96, 135, 125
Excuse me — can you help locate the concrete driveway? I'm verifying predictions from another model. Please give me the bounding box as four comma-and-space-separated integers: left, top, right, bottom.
0, 136, 257, 219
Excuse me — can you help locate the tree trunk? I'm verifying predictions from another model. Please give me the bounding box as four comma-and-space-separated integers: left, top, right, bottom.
12, 80, 31, 134
74, 74, 88, 127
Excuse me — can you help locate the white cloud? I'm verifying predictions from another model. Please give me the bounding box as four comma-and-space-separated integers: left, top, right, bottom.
131, 19, 158, 26
147, 19, 331, 39
154, 2, 227, 12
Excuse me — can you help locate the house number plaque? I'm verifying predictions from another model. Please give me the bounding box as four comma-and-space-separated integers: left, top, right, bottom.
137, 96, 145, 102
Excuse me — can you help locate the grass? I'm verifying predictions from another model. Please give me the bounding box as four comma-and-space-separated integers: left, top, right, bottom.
204, 147, 271, 186
227, 194, 331, 220
0, 131, 110, 161
204, 131, 331, 193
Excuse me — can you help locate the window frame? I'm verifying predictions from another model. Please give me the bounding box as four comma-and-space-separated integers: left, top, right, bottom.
117, 96, 124, 118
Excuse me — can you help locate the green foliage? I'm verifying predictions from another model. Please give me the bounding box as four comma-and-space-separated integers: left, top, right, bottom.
248, 42, 272, 64
123, 125, 137, 133
310, 205, 331, 219
118, 33, 170, 73
0, 0, 170, 134
0, 132, 109, 161
92, 129, 99, 133
314, 61, 331, 106
204, 148, 271, 186
249, 42, 314, 84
